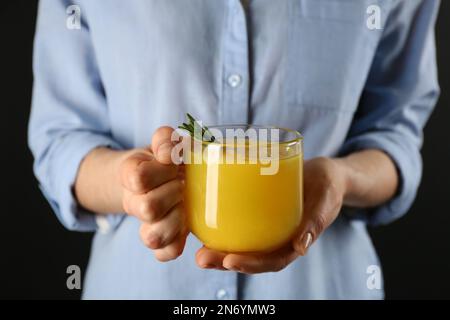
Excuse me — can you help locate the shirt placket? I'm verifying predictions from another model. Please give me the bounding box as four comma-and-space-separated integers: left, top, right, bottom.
221, 0, 250, 124
210, 0, 250, 301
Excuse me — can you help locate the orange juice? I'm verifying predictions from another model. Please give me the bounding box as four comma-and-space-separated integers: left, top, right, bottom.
184, 126, 303, 253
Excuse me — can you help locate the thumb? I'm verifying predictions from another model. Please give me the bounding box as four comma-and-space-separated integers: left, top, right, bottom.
151, 126, 177, 164
292, 210, 331, 256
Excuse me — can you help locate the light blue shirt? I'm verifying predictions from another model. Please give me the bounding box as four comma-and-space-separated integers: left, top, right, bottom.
29, 0, 440, 299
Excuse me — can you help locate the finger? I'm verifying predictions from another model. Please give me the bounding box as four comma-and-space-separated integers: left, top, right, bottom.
139, 203, 185, 250
124, 179, 184, 223
177, 165, 186, 180
151, 126, 178, 165
292, 213, 324, 256
222, 246, 298, 274
195, 246, 228, 270
153, 227, 189, 262
120, 151, 178, 194
293, 190, 341, 256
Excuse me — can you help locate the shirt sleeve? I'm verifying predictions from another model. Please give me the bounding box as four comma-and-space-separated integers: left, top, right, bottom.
339, 0, 441, 226
28, 0, 125, 232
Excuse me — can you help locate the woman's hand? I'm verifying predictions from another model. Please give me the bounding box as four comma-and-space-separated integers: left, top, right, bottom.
195, 157, 348, 274
75, 126, 188, 262
119, 127, 188, 262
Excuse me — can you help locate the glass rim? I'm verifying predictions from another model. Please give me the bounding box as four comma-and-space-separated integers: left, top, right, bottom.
195, 124, 303, 147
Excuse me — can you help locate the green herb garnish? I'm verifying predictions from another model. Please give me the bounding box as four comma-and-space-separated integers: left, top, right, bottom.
178, 113, 216, 142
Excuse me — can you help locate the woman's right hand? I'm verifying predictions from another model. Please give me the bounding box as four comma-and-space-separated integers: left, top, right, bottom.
119, 126, 188, 262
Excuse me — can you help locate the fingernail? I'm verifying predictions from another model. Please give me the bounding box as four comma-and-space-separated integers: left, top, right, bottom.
202, 264, 216, 269
226, 265, 242, 272
299, 232, 313, 255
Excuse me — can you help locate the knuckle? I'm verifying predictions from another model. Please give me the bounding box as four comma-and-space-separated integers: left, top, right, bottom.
138, 200, 151, 219
140, 227, 163, 250
129, 166, 147, 192
314, 213, 328, 235
320, 174, 335, 191
147, 193, 161, 214
314, 157, 335, 185
140, 196, 160, 221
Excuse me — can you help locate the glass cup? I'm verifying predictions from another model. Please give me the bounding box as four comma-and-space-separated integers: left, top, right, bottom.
184, 125, 303, 253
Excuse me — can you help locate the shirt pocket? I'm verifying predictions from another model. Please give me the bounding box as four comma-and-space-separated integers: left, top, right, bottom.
284, 0, 390, 113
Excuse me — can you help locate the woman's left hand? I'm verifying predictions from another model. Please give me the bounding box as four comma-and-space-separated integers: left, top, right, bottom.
195, 157, 348, 274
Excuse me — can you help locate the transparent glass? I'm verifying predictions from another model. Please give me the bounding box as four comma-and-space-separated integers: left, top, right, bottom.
184, 125, 303, 253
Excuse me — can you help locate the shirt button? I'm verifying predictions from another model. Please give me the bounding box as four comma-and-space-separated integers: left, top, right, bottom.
95, 215, 111, 234
227, 74, 242, 88
216, 288, 228, 300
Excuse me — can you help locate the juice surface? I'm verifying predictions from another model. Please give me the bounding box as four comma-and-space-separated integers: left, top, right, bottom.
185, 150, 303, 253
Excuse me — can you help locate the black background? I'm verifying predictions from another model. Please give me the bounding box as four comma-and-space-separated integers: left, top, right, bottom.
0, 1, 449, 300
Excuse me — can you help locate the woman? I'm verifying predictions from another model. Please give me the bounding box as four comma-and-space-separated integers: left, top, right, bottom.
29, 0, 440, 299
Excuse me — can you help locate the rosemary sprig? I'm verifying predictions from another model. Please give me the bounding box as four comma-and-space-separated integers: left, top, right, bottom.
178, 113, 216, 142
